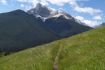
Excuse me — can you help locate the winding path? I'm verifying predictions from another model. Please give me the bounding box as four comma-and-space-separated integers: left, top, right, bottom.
53, 45, 62, 70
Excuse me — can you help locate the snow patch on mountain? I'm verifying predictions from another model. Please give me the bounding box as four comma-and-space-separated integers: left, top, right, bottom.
27, 3, 90, 27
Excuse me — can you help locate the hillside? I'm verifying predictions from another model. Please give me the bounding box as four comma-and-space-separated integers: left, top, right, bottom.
0, 26, 105, 70
0, 10, 58, 53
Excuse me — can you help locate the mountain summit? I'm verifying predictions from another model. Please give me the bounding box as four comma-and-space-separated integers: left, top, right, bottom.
28, 3, 85, 26
27, 3, 57, 17
27, 3, 74, 19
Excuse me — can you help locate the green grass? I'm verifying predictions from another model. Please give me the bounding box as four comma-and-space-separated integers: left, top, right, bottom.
0, 26, 105, 70
0, 42, 61, 70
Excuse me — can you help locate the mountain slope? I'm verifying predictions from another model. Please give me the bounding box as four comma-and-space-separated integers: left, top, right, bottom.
0, 10, 58, 53
0, 9, 91, 54
44, 15, 91, 37
0, 26, 105, 70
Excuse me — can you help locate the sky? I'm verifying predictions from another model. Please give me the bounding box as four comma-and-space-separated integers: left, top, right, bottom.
0, 0, 105, 27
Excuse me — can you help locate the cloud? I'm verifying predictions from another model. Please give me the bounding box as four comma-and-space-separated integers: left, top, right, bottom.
17, 0, 102, 15
74, 7, 102, 15
0, 0, 7, 4
93, 15, 102, 20
46, 0, 70, 6
75, 16, 100, 27
68, 0, 102, 16
17, 0, 48, 7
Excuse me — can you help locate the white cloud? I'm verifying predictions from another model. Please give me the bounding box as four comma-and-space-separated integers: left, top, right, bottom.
74, 7, 102, 15
75, 16, 84, 20
68, 0, 102, 15
46, 0, 70, 6
93, 15, 102, 20
17, 0, 48, 7
0, 0, 7, 4
17, 0, 102, 16
17, 0, 38, 7
75, 16, 100, 27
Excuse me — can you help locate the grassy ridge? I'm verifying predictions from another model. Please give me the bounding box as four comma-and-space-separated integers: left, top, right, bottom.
0, 27, 105, 70
59, 27, 105, 70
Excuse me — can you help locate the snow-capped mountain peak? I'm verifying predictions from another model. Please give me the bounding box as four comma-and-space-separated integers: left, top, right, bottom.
27, 3, 73, 19
27, 3, 86, 26
27, 3, 54, 18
